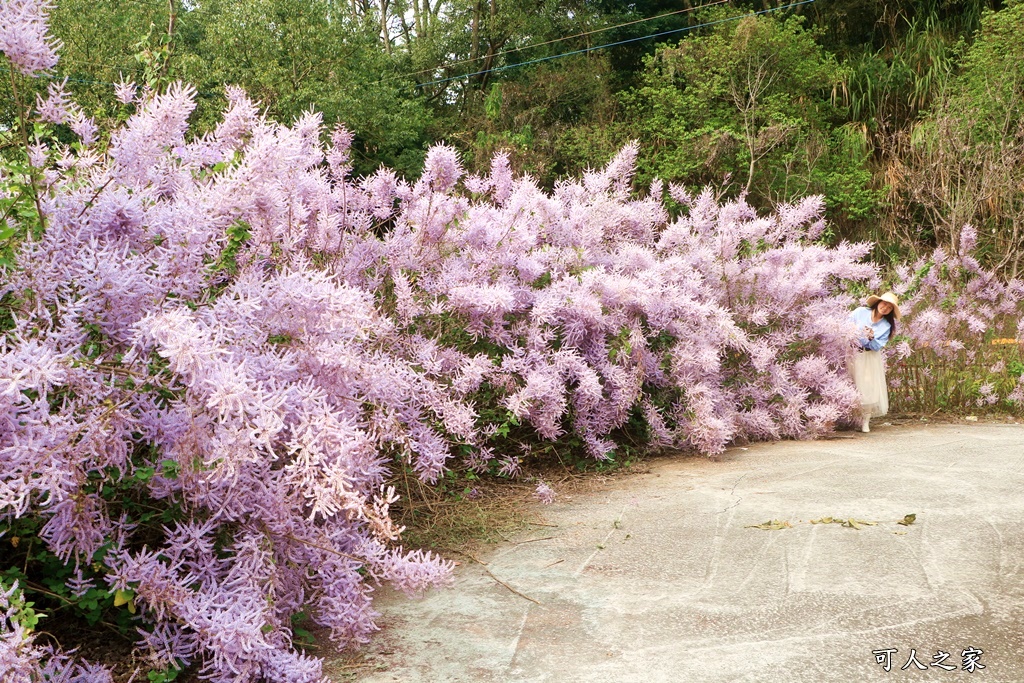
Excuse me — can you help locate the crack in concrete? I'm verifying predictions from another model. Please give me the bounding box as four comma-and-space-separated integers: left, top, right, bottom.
718, 472, 748, 513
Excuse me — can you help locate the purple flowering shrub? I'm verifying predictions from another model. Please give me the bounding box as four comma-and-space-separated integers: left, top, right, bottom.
373, 145, 876, 462
0, 80, 873, 678
1, 84, 462, 679
2, 4, 1019, 680
887, 226, 1024, 412
0, 0, 60, 77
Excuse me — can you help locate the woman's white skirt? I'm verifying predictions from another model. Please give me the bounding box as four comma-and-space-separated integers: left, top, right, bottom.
852, 350, 888, 417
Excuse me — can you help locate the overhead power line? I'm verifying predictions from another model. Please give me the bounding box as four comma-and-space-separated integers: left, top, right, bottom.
4, 0, 815, 100
415, 0, 817, 89
402, 0, 732, 80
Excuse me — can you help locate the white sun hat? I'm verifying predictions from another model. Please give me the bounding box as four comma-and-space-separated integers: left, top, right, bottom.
865, 291, 901, 320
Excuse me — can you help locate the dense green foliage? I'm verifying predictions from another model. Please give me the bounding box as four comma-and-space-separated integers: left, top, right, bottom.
4, 0, 1021, 267
894, 1, 1024, 275
622, 13, 881, 225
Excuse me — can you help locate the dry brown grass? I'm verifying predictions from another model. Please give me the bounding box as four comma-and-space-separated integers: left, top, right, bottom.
888, 341, 1024, 416
391, 458, 653, 558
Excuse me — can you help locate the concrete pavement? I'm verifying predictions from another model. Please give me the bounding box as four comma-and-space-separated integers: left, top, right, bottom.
328, 423, 1024, 683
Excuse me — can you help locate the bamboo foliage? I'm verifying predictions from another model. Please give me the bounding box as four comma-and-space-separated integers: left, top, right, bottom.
840, 13, 954, 132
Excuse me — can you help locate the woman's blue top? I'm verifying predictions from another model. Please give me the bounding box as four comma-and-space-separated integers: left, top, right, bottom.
849, 306, 892, 351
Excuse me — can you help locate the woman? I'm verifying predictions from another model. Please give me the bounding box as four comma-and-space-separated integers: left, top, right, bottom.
849, 292, 900, 432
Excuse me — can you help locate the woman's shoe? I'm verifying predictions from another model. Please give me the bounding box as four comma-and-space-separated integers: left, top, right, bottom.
861, 416, 870, 433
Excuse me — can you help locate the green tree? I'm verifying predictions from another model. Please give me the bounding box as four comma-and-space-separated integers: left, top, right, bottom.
439, 54, 623, 184
622, 12, 880, 229
193, 0, 430, 176
416, 0, 626, 182
45, 0, 198, 120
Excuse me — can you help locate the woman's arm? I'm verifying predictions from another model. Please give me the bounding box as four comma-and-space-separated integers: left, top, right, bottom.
863, 323, 891, 351
850, 308, 874, 349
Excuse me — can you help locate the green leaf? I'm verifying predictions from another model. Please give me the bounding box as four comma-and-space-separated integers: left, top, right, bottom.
134, 466, 155, 482
897, 513, 917, 526
160, 459, 180, 479
113, 589, 135, 607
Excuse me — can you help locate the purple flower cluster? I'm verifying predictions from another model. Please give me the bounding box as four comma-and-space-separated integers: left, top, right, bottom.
890, 225, 1024, 405
1, 581, 111, 682
35, 80, 98, 144
365, 147, 873, 456
0, 0, 60, 76
533, 482, 556, 505
1, 60, 456, 683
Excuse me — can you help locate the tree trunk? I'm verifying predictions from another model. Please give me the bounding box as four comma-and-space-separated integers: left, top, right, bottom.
380, 0, 392, 53
471, 1, 481, 62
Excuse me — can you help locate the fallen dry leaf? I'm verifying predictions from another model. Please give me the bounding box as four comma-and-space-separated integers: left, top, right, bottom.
745, 520, 792, 530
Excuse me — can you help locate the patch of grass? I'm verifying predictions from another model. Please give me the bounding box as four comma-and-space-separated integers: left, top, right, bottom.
392, 457, 652, 555
394, 477, 537, 552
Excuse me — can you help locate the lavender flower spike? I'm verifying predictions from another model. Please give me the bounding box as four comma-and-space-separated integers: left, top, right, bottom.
534, 482, 556, 505
0, 0, 61, 76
